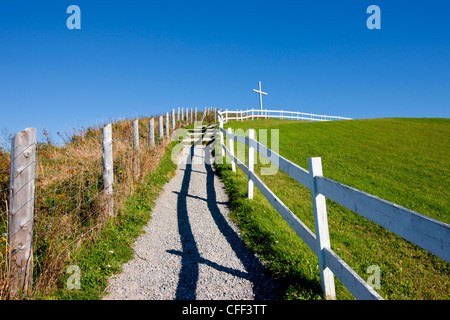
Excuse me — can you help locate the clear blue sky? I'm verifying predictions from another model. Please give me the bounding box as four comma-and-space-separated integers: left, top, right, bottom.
1, 0, 449, 144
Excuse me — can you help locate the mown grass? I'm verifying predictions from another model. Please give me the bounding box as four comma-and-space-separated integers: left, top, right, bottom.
217, 118, 449, 300
40, 141, 178, 299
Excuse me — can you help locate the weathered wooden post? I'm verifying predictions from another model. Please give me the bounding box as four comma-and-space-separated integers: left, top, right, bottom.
172, 109, 176, 130
149, 118, 155, 147
165, 112, 170, 139
308, 157, 336, 299
8, 127, 36, 298
102, 124, 114, 218
247, 129, 255, 199
159, 116, 164, 141
195, 107, 197, 122
227, 128, 236, 172
132, 119, 140, 178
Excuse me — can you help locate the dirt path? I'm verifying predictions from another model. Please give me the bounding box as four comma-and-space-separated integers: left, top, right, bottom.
104, 142, 278, 300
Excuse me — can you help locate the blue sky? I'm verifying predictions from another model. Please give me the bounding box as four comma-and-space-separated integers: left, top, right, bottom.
1, 1, 449, 144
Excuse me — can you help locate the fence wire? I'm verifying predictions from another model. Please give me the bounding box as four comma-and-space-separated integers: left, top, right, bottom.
0, 109, 198, 299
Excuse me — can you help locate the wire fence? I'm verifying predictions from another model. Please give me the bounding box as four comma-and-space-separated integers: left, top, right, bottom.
0, 107, 218, 299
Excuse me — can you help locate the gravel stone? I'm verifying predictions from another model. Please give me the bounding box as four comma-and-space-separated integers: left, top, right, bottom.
104, 143, 278, 300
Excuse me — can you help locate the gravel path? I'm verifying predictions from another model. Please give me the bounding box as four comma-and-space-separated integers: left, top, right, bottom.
104, 142, 278, 300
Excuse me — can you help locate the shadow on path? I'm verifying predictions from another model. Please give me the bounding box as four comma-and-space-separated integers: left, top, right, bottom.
171, 141, 277, 300
175, 143, 199, 299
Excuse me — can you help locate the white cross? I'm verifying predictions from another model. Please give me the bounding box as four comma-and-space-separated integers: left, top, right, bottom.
253, 81, 268, 110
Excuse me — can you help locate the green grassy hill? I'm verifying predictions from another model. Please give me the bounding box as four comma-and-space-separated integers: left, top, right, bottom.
217, 118, 449, 300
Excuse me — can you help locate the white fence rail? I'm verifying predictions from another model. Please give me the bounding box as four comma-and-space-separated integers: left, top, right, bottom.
216, 110, 450, 300
221, 108, 351, 124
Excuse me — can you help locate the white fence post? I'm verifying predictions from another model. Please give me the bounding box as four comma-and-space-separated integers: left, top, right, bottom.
227, 128, 236, 172
248, 129, 255, 199
159, 116, 164, 141
8, 127, 37, 298
172, 109, 176, 129
102, 123, 114, 218
309, 157, 336, 299
219, 117, 225, 158
165, 112, 170, 138
149, 118, 155, 147
132, 119, 140, 178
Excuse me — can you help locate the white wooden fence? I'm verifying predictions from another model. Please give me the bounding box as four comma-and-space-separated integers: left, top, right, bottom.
220, 108, 351, 124
216, 110, 450, 300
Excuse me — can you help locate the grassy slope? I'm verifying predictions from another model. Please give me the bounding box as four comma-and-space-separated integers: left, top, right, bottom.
218, 118, 449, 300
42, 141, 178, 299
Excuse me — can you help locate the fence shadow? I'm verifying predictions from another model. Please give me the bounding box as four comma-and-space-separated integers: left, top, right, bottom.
174, 143, 199, 299
171, 142, 278, 300
203, 142, 278, 299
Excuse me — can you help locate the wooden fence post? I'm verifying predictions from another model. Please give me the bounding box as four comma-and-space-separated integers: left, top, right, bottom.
247, 129, 255, 199
8, 127, 37, 298
132, 119, 140, 178
219, 116, 225, 158
195, 107, 197, 122
172, 109, 176, 129
159, 116, 164, 141
308, 157, 336, 299
149, 118, 155, 147
227, 128, 236, 172
102, 124, 114, 218
165, 112, 170, 139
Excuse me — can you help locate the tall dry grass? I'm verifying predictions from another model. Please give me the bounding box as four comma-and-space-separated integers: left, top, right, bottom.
0, 115, 182, 299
